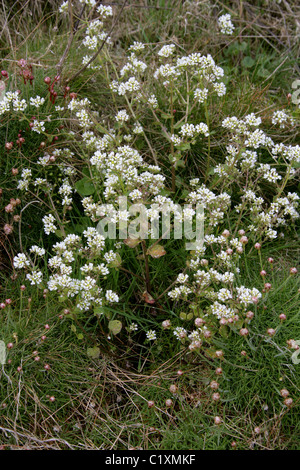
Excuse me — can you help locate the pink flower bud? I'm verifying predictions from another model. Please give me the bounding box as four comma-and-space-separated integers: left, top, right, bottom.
162, 319, 171, 329
169, 384, 177, 394
264, 283, 272, 291
7, 343, 13, 349
203, 330, 212, 339
290, 267, 297, 275
268, 257, 274, 263
222, 230, 230, 238
267, 328, 276, 337
240, 236, 248, 244
240, 328, 249, 336
280, 389, 289, 398
260, 270, 266, 277
194, 317, 205, 327
238, 229, 245, 236
3, 224, 13, 235
215, 367, 223, 375
254, 243, 261, 250
212, 392, 220, 401
279, 313, 286, 321
165, 399, 173, 408
246, 311, 254, 319
49, 396, 55, 402
214, 416, 222, 425
147, 400, 155, 408
284, 398, 293, 407
210, 380, 219, 390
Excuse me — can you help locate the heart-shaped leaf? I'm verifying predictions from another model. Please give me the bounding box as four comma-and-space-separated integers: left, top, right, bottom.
108, 320, 122, 335
87, 346, 100, 359
147, 244, 166, 258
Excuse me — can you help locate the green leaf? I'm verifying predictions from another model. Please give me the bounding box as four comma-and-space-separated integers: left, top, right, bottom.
55, 229, 65, 238
147, 244, 166, 258
160, 112, 173, 120
87, 346, 100, 359
94, 306, 105, 317
107, 253, 122, 268
108, 320, 122, 335
75, 177, 95, 197
242, 56, 255, 68
77, 333, 84, 340
124, 237, 141, 248
219, 325, 230, 339
176, 143, 191, 151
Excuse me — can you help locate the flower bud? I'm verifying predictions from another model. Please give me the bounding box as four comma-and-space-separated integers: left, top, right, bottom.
212, 392, 220, 401
240, 328, 249, 336
162, 319, 171, 329
284, 398, 293, 407
194, 317, 205, 327
210, 380, 219, 390
214, 416, 222, 425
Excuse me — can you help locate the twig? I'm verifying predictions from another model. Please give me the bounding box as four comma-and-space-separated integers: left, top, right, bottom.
56, 0, 74, 77
66, 0, 128, 84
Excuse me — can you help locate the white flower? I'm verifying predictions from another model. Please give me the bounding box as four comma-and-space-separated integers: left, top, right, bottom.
32, 120, 45, 134
157, 44, 176, 58
13, 253, 30, 269
42, 214, 57, 235
115, 109, 130, 123
26, 271, 43, 285
30, 96, 45, 108
146, 330, 157, 340
29, 245, 46, 256
105, 290, 119, 303
218, 14, 235, 35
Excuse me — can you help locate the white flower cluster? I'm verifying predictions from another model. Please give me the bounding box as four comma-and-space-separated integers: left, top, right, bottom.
218, 14, 235, 35
0, 90, 27, 115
